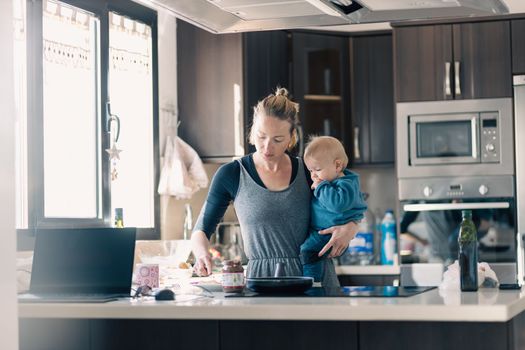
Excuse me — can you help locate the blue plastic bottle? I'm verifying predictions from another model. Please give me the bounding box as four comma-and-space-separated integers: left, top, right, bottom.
380, 210, 397, 265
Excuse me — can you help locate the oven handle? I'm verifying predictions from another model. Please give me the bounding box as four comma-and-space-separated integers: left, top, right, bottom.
404, 202, 510, 212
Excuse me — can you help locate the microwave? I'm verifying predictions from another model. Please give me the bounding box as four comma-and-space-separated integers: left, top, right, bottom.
397, 98, 514, 179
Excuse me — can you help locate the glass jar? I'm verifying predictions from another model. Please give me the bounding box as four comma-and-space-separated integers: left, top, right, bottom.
221, 260, 244, 293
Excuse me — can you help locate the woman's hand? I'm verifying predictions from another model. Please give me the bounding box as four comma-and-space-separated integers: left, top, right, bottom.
194, 254, 213, 277
191, 230, 213, 276
318, 221, 359, 258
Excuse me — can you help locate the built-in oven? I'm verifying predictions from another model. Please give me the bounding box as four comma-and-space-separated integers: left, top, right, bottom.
397, 98, 514, 179
398, 176, 518, 284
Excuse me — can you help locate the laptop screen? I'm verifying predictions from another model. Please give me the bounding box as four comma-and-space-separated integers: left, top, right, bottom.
30, 228, 136, 294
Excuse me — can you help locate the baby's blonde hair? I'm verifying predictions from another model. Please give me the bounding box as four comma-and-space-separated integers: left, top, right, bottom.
304, 136, 348, 169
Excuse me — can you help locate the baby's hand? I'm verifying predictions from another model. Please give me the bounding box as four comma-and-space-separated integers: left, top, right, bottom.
311, 178, 322, 190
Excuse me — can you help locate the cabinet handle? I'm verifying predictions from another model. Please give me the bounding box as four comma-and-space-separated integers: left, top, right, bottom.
455, 61, 461, 96
444, 62, 451, 97
354, 126, 361, 160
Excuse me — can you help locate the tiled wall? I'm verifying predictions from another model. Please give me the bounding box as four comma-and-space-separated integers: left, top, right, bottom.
352, 166, 398, 221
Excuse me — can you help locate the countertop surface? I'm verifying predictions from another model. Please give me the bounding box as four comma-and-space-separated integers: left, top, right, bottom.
18, 284, 525, 322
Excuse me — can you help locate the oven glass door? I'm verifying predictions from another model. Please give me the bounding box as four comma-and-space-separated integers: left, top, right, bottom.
399, 199, 516, 265
409, 113, 480, 165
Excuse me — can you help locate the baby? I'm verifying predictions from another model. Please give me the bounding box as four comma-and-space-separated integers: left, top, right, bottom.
300, 136, 367, 283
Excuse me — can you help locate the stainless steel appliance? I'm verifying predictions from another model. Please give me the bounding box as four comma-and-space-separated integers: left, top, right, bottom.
399, 178, 516, 265
513, 76, 525, 286
396, 98, 518, 284
397, 98, 514, 181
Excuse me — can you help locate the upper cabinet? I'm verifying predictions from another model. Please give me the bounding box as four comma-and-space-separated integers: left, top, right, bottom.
177, 20, 244, 161
350, 34, 394, 165
512, 19, 525, 74
292, 32, 349, 155
243, 31, 290, 154
177, 22, 395, 165
394, 21, 512, 102
177, 21, 289, 160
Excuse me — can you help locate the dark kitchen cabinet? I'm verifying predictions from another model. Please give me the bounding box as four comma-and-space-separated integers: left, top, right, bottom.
177, 20, 289, 160
350, 34, 394, 165
292, 32, 349, 155
512, 19, 525, 74
394, 21, 512, 102
243, 31, 291, 154
177, 20, 243, 161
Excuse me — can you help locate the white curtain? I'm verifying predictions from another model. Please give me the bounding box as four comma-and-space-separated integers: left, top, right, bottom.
108, 12, 154, 227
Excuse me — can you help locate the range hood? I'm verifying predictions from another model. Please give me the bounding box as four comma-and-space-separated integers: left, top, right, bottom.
149, 0, 509, 33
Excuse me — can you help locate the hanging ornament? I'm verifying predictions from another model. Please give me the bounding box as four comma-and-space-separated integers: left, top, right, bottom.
105, 101, 122, 181
106, 142, 122, 160
111, 167, 118, 181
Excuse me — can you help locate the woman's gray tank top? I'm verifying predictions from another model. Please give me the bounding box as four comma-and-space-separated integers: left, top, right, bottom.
233, 158, 339, 287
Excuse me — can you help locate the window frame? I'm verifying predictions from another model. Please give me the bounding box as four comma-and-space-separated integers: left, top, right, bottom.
20, 0, 160, 248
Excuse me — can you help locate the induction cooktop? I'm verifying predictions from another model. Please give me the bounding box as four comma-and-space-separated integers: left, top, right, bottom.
226, 286, 435, 298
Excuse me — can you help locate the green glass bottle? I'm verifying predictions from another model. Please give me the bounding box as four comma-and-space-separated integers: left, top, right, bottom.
458, 210, 478, 291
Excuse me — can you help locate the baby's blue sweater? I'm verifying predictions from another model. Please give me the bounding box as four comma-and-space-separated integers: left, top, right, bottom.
310, 169, 367, 231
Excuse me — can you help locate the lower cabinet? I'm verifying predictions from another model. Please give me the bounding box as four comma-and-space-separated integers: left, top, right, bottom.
19, 319, 220, 350
220, 320, 358, 350
19, 319, 90, 350
20, 312, 525, 350
360, 321, 509, 350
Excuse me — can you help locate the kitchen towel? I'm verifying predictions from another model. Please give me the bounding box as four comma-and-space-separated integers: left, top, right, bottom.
158, 135, 208, 199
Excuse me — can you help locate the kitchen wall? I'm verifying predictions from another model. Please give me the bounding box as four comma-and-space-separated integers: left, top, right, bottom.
1, 0, 19, 348
162, 163, 238, 240
161, 163, 397, 240
353, 166, 397, 220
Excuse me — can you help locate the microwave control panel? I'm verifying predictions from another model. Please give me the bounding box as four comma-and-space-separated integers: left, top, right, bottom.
480, 112, 500, 163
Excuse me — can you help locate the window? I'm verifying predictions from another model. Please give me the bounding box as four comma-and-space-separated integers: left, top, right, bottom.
19, 0, 159, 239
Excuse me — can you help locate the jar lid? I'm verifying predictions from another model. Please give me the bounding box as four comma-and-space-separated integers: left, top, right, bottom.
222, 259, 241, 266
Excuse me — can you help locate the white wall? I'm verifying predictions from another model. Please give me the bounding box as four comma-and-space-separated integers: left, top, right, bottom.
0, 0, 19, 349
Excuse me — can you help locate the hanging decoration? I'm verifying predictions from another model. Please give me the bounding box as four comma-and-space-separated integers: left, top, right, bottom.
105, 101, 122, 181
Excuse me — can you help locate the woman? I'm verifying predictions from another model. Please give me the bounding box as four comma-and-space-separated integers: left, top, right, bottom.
191, 88, 359, 287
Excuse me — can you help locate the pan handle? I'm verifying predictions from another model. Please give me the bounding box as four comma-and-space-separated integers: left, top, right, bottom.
274, 262, 286, 277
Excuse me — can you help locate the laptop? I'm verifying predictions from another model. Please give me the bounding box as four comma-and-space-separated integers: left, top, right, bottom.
19, 227, 136, 303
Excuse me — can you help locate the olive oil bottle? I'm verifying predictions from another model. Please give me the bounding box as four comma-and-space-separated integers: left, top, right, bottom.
458, 210, 478, 291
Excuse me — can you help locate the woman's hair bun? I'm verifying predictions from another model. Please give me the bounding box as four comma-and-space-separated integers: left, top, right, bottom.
275, 87, 289, 98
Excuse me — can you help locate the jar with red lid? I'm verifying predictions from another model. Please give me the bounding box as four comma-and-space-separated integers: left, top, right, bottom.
221, 260, 245, 293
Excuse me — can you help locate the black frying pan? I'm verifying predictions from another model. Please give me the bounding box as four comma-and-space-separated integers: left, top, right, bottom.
245, 262, 313, 293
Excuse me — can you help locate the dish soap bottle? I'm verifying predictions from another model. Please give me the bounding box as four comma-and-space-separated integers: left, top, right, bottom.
380, 210, 397, 265
458, 209, 478, 291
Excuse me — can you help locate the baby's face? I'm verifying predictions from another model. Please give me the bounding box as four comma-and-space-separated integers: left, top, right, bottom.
304, 156, 341, 184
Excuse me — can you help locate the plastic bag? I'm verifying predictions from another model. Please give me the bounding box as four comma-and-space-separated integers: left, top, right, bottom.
438, 260, 499, 290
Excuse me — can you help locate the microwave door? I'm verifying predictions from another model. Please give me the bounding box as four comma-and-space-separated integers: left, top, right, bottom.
409, 114, 480, 166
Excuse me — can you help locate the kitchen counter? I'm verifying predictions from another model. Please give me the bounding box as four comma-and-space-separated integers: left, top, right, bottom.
17, 287, 525, 322
18, 286, 525, 350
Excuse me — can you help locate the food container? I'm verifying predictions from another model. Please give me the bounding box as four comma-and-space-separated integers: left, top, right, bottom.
221, 260, 245, 293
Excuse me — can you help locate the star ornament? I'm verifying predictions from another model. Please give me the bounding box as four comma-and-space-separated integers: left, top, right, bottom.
105, 143, 123, 160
